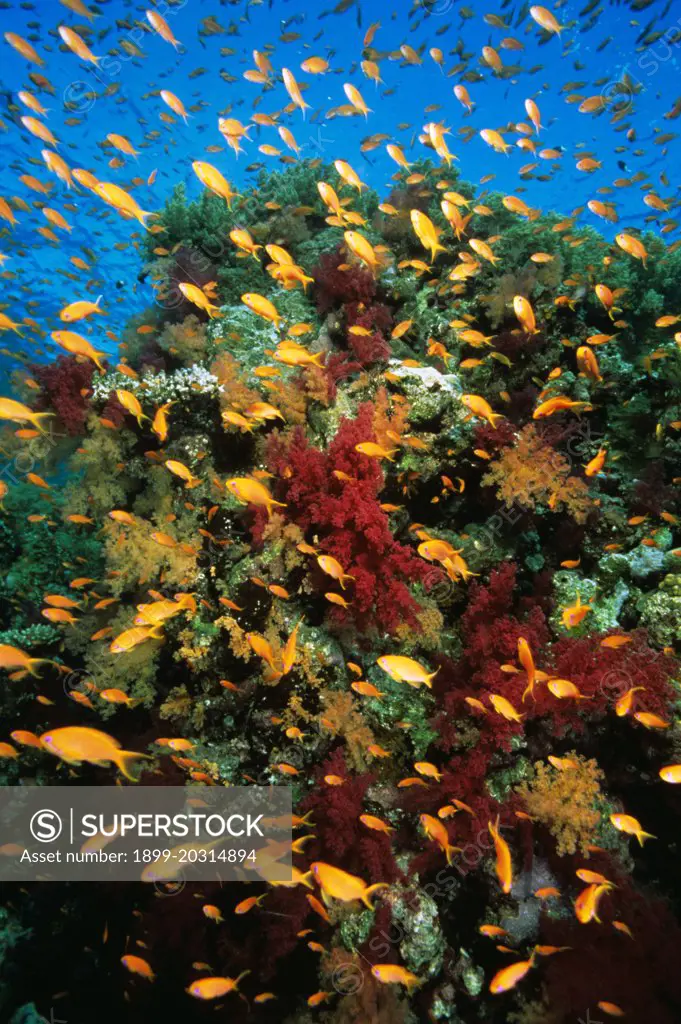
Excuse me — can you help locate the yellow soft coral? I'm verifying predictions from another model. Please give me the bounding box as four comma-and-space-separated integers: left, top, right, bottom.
266, 378, 307, 426
210, 350, 261, 416
67, 415, 135, 516
104, 522, 198, 593
516, 752, 604, 855
320, 689, 375, 771
302, 364, 332, 407
483, 424, 592, 523
258, 514, 306, 576
215, 614, 253, 663
281, 693, 317, 732
394, 604, 444, 649
159, 314, 207, 363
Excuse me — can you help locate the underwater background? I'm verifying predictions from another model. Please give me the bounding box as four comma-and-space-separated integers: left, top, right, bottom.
1, 0, 681, 1021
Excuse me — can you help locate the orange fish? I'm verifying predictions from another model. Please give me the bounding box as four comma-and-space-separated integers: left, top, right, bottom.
488, 816, 513, 893
489, 955, 534, 994
561, 594, 592, 628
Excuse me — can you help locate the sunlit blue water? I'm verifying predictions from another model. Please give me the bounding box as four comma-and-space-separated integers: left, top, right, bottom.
1, 0, 680, 377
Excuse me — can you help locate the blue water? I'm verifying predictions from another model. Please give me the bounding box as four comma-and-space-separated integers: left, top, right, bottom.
1, 0, 680, 376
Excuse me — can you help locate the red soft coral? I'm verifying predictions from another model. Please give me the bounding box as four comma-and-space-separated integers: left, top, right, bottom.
298, 750, 401, 883
345, 301, 392, 365
263, 403, 430, 633
405, 565, 678, 885
545, 630, 676, 732
32, 355, 95, 435
433, 566, 676, 745
312, 247, 376, 315
100, 392, 127, 428
540, 882, 681, 1023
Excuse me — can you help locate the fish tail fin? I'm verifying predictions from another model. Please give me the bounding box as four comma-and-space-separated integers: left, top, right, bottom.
27, 657, 50, 677
235, 970, 250, 990
639, 830, 656, 846
446, 844, 462, 866
425, 666, 440, 689
300, 870, 314, 889
115, 750, 152, 782
311, 352, 326, 368
489, 412, 505, 427
139, 210, 156, 231
30, 411, 55, 434
266, 499, 287, 517
363, 883, 389, 909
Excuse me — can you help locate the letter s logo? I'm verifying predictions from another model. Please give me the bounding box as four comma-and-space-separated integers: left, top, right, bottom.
30, 809, 63, 843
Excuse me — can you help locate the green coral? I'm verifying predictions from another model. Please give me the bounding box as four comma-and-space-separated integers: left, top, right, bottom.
638, 572, 681, 647
550, 569, 631, 637
0, 484, 103, 629
388, 885, 446, 980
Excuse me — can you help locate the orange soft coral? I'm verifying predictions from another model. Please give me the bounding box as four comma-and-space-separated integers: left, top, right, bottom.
372, 386, 410, 449
210, 350, 261, 416
516, 752, 605, 855
482, 423, 592, 523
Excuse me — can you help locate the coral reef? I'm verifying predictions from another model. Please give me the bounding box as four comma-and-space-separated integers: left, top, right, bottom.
2, 157, 681, 1024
